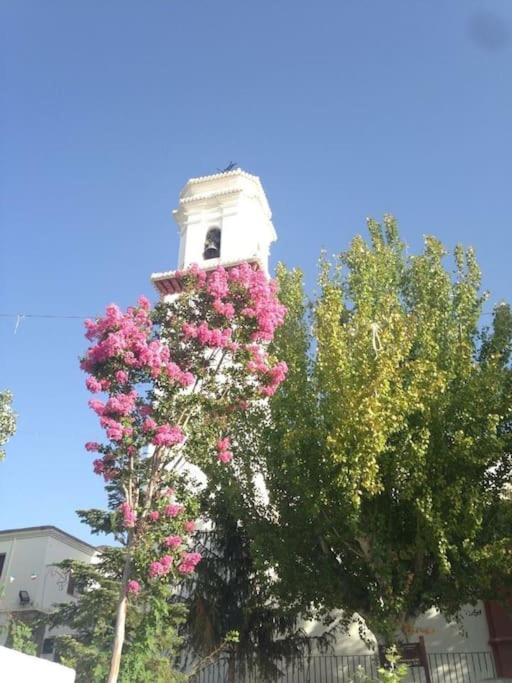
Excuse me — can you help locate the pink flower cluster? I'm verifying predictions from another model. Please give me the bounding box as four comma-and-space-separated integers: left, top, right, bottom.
81, 262, 288, 594
245, 344, 288, 396
153, 424, 185, 447
216, 436, 233, 464
127, 580, 141, 595
82, 297, 193, 388
182, 322, 233, 349
86, 376, 110, 393
178, 552, 202, 575
203, 264, 287, 342
164, 503, 184, 518
92, 456, 117, 481
120, 502, 137, 528
149, 554, 174, 578
164, 534, 182, 549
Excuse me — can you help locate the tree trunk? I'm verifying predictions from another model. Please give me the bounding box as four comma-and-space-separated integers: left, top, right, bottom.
107, 546, 132, 683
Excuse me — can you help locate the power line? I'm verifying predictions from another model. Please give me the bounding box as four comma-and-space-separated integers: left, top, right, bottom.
0, 313, 90, 320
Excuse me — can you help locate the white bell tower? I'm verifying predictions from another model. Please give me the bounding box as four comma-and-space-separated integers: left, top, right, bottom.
151, 169, 277, 297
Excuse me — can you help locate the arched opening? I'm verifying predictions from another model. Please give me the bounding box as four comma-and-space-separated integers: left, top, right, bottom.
203, 227, 221, 260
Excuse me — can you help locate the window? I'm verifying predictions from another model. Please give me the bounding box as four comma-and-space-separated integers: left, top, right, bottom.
42, 638, 55, 655
203, 227, 221, 260
19, 590, 30, 605
0, 553, 5, 578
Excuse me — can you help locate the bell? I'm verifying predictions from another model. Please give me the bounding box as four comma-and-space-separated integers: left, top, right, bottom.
203, 228, 221, 260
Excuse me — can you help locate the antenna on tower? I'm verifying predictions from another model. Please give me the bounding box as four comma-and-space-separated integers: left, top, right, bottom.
217, 161, 238, 173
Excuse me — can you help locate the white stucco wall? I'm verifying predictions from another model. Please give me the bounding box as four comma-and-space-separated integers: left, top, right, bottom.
0, 527, 96, 650
302, 601, 491, 656
0, 529, 95, 615
0, 645, 75, 682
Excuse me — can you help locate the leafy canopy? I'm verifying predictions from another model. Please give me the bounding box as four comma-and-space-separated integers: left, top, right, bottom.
258, 217, 512, 641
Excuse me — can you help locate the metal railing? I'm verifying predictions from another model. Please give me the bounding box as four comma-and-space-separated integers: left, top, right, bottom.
190, 651, 496, 683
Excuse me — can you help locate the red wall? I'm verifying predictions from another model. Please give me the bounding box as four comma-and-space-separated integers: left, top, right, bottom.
485, 601, 512, 676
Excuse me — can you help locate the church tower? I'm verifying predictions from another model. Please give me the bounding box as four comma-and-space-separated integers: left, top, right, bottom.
151, 169, 277, 298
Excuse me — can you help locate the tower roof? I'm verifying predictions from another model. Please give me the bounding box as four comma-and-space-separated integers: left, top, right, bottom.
173, 168, 273, 227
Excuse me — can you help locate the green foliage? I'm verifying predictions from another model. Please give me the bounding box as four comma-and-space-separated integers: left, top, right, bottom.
259, 218, 512, 641
178, 483, 319, 681
8, 618, 38, 656
376, 647, 409, 682
46, 555, 187, 682
0, 390, 16, 460
349, 647, 409, 683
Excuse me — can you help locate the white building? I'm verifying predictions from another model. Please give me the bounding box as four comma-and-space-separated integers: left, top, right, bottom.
0, 525, 96, 659
151, 169, 504, 682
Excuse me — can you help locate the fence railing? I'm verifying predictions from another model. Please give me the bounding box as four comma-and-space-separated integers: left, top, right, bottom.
189, 651, 496, 683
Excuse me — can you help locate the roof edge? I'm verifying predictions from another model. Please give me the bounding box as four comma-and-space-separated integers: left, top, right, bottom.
0, 525, 97, 553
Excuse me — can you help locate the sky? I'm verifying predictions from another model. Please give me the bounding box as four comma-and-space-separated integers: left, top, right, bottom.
1, 0, 511, 544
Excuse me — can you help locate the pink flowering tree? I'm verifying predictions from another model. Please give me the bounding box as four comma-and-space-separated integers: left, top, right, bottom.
80, 263, 287, 683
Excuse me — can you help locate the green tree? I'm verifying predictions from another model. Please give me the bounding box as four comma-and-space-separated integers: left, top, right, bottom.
0, 390, 16, 460
47, 553, 187, 682
256, 217, 512, 644
48, 262, 287, 682
178, 480, 320, 682
7, 617, 38, 656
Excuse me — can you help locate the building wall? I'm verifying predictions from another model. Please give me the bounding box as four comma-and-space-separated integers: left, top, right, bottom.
302, 602, 492, 656
0, 529, 95, 650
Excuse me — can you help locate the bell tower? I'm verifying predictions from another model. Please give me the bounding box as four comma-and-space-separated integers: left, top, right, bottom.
151, 169, 277, 298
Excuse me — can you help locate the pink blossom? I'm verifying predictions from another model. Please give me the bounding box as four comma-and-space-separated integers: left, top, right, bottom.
213, 298, 235, 319
93, 459, 105, 475
182, 322, 197, 338
187, 263, 207, 285
86, 376, 103, 393
119, 502, 137, 528
183, 520, 196, 533
160, 554, 173, 569
164, 535, 182, 549
180, 371, 195, 387
148, 511, 160, 522
143, 417, 157, 433
106, 423, 124, 441
217, 437, 231, 452
207, 267, 229, 299
127, 580, 141, 595
149, 561, 165, 578
104, 391, 137, 417
164, 503, 184, 518
85, 441, 100, 452
138, 295, 151, 310
115, 370, 129, 383
217, 436, 233, 464
165, 362, 195, 387
153, 424, 185, 447
178, 552, 202, 575
88, 399, 105, 416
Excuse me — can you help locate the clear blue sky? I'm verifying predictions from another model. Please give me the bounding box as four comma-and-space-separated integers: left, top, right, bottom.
1, 0, 511, 544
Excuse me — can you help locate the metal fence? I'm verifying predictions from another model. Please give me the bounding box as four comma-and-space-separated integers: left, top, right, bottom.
189, 651, 496, 683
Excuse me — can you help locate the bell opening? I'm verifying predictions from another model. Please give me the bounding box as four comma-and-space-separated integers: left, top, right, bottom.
203, 227, 221, 260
